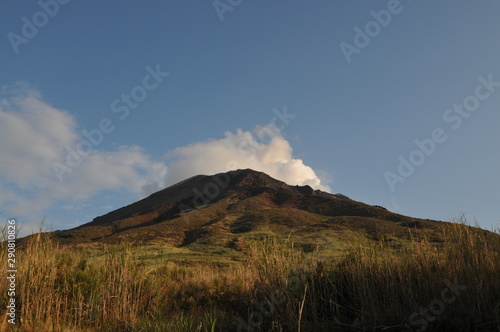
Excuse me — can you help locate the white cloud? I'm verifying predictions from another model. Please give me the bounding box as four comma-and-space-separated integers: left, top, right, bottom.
0, 83, 168, 235
0, 85, 77, 188
165, 126, 331, 191
0, 83, 330, 235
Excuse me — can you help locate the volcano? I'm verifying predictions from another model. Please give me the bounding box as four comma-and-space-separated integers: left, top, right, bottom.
51, 169, 446, 250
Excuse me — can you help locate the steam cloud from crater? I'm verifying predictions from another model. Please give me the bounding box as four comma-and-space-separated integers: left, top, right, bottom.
163, 126, 331, 192
0, 84, 331, 235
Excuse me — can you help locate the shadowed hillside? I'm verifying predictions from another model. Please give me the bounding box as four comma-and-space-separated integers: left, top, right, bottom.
49, 169, 448, 252
6, 169, 500, 331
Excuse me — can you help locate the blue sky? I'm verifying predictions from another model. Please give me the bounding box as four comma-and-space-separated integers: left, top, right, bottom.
1, 0, 500, 236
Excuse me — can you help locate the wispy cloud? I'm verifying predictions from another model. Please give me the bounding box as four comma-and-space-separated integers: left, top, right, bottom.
1, 83, 330, 234
164, 125, 331, 192
0, 83, 168, 233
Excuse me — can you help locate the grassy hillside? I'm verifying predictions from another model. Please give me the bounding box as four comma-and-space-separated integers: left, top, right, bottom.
1, 218, 499, 331
46, 169, 449, 248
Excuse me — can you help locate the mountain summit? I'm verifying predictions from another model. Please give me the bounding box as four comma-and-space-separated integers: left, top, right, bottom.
53, 169, 444, 248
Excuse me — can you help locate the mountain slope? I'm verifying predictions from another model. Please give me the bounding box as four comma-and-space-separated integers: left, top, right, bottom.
50, 169, 447, 252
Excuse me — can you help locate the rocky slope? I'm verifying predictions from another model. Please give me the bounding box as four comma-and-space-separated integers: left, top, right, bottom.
49, 169, 446, 251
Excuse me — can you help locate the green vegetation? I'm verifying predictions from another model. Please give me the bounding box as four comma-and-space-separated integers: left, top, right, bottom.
1, 219, 499, 331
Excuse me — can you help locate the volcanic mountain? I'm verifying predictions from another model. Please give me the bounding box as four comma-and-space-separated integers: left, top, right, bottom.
51, 169, 447, 253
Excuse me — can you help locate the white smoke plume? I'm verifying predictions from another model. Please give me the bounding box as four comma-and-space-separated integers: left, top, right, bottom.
0, 83, 330, 235
164, 125, 331, 192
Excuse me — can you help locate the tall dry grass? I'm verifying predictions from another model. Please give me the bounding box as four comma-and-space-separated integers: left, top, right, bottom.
241, 221, 500, 331
0, 232, 237, 331
0, 219, 498, 331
